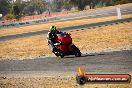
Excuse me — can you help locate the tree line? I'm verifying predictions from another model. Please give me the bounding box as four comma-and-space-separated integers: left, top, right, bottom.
0, 0, 131, 20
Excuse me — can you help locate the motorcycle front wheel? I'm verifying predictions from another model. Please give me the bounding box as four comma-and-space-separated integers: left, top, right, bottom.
72, 45, 81, 57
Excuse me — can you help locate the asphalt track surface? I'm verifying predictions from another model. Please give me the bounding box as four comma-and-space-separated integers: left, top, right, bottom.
0, 50, 132, 76
0, 18, 132, 41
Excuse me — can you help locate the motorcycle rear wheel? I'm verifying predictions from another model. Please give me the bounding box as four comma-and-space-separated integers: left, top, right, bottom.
54, 51, 64, 58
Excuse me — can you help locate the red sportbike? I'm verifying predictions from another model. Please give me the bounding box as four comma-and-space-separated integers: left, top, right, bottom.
53, 32, 81, 58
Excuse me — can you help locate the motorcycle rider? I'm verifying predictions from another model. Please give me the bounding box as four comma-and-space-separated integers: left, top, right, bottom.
47, 26, 62, 52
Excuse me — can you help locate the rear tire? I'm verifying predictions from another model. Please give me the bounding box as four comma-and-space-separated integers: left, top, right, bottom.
72, 45, 81, 57
53, 49, 64, 58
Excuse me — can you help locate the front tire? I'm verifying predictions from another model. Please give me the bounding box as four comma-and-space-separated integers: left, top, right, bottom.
72, 45, 81, 57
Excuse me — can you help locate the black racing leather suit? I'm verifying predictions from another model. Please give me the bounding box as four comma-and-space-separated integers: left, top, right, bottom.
47, 30, 62, 52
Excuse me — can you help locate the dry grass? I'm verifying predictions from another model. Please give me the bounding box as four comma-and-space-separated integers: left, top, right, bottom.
0, 22, 132, 60
0, 75, 132, 88
0, 14, 132, 37
0, 35, 51, 59
71, 22, 132, 53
